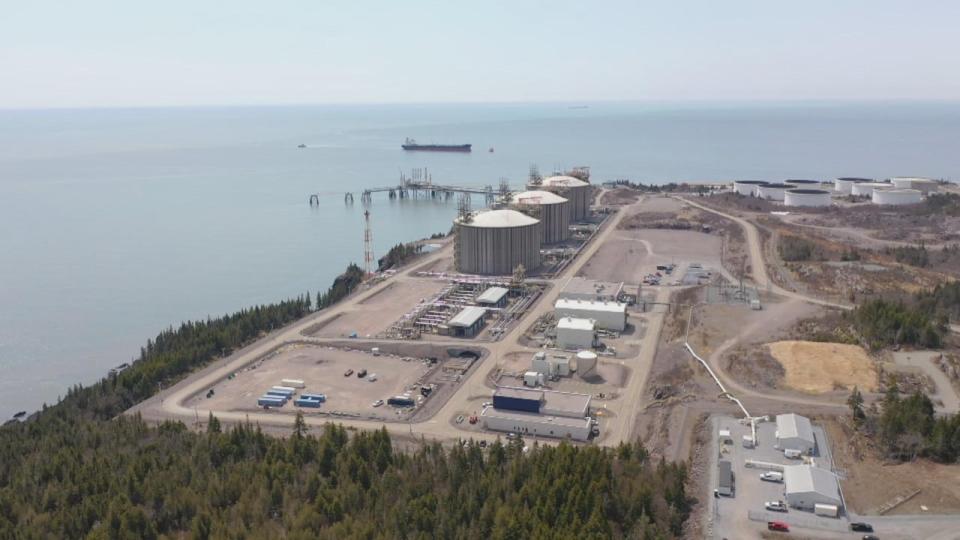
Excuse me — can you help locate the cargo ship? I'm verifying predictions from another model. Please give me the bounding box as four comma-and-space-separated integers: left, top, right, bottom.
402, 138, 471, 152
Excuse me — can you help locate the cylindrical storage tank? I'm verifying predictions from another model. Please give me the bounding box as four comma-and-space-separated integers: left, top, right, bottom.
539, 176, 591, 221
850, 182, 892, 197
511, 190, 572, 244
756, 183, 790, 201
872, 188, 923, 205
574, 350, 597, 375
784, 189, 832, 207
455, 209, 541, 275
785, 179, 821, 189
889, 177, 939, 194
834, 177, 872, 194
732, 180, 768, 196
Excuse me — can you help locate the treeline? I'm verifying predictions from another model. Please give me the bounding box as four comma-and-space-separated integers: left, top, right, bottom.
0, 413, 690, 538
778, 236, 820, 262
377, 242, 424, 272
886, 244, 930, 267
849, 281, 960, 350
316, 263, 365, 309
849, 385, 960, 462
611, 180, 709, 194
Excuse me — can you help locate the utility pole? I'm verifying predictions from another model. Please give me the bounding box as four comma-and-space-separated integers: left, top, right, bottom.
363, 209, 374, 276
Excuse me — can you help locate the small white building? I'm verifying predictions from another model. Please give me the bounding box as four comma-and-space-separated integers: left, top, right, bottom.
556, 317, 596, 349
783, 465, 842, 511
776, 413, 816, 454
554, 298, 627, 331
480, 407, 592, 441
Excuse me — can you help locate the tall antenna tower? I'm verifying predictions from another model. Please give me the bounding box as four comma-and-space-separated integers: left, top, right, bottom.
363, 209, 375, 275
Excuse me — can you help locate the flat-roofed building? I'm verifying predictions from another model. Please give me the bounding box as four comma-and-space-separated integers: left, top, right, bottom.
554, 298, 627, 331
447, 306, 487, 338
556, 317, 596, 349
480, 408, 592, 441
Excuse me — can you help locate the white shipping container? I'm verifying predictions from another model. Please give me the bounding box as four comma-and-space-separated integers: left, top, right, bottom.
281, 379, 306, 389
814, 503, 839, 517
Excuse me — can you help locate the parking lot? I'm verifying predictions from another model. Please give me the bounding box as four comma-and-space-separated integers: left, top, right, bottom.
708, 415, 862, 539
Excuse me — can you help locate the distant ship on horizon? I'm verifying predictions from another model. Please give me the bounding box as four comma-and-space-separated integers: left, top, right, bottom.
402, 138, 471, 152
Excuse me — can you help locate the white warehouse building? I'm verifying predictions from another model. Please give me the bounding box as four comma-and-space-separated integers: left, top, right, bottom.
784, 465, 842, 511
776, 413, 816, 454
556, 317, 596, 349
554, 298, 627, 331
480, 409, 592, 441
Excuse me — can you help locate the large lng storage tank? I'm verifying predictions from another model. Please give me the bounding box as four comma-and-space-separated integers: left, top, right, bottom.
834, 177, 872, 194
539, 176, 591, 221
872, 188, 923, 206
784, 188, 832, 207
851, 182, 892, 197
511, 190, 572, 244
756, 183, 791, 201
455, 209, 542, 275
889, 177, 939, 194
733, 180, 767, 196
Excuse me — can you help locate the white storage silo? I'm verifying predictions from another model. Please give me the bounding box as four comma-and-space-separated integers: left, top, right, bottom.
756, 183, 790, 201
784, 189, 832, 207
539, 176, 591, 221
872, 189, 923, 205
732, 180, 768, 196
850, 182, 892, 197
785, 179, 822, 189
834, 177, 872, 194
889, 177, 939, 194
511, 190, 572, 244
574, 350, 598, 376
455, 209, 542, 275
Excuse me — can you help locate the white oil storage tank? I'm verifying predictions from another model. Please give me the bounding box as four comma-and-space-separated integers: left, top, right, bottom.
784, 189, 832, 207
834, 177, 872, 194
756, 183, 791, 201
732, 180, 767, 196
455, 209, 542, 275
889, 177, 939, 194
851, 182, 892, 197
785, 179, 822, 189
511, 190, 572, 244
539, 175, 591, 221
574, 350, 598, 376
872, 188, 923, 206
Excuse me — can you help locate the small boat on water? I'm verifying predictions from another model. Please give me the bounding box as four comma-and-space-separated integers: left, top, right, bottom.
402, 138, 471, 152
298, 143, 307, 148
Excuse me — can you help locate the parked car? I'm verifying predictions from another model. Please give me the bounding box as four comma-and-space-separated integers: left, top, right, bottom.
367, 373, 378, 382
850, 523, 874, 533
371, 399, 384, 408
344, 369, 354, 377
760, 471, 784, 483
357, 369, 367, 378
767, 521, 789, 532
764, 501, 787, 512
862, 536, 879, 540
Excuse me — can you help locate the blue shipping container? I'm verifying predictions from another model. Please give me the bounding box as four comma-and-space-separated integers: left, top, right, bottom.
268, 387, 295, 396
258, 396, 286, 407
492, 395, 540, 413
265, 391, 290, 399
300, 393, 326, 402
294, 398, 322, 408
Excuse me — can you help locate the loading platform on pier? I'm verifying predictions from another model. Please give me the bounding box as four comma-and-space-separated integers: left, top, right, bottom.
309, 168, 499, 205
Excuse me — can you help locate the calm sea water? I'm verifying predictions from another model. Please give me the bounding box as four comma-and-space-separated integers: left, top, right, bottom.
1, 102, 958, 417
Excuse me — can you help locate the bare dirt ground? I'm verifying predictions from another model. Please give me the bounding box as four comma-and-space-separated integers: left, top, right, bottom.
309, 279, 445, 338
599, 187, 642, 206
579, 228, 722, 284
825, 417, 960, 515
768, 340, 878, 393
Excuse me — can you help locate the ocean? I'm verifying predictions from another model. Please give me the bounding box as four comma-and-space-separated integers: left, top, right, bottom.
1, 101, 958, 417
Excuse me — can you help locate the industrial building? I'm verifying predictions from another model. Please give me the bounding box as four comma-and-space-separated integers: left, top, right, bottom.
718, 460, 734, 496
447, 306, 487, 337
554, 298, 627, 331
776, 413, 816, 454
539, 175, 591, 221
491, 386, 592, 418
530, 352, 572, 378
783, 465, 842, 510
890, 176, 939, 193
454, 209, 542, 275
556, 317, 596, 349
834, 177, 872, 194
732, 180, 767, 196
785, 179, 821, 188
850, 182, 892, 197
873, 188, 923, 205
475, 286, 509, 308
480, 408, 592, 441
560, 277, 624, 303
756, 183, 790, 201
512, 190, 572, 244
784, 189, 832, 207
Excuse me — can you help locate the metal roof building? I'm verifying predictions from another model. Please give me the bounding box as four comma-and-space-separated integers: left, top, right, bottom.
556, 317, 596, 349
776, 413, 816, 454
447, 306, 487, 338
784, 465, 842, 510
480, 407, 592, 441
554, 298, 627, 331
476, 286, 510, 307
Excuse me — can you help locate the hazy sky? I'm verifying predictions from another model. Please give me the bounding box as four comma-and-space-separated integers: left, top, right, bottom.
2, 0, 959, 108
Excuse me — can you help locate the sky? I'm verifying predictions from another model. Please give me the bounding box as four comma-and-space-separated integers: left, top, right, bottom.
1, 0, 959, 109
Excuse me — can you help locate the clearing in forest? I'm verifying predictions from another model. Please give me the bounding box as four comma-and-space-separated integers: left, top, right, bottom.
767, 340, 878, 393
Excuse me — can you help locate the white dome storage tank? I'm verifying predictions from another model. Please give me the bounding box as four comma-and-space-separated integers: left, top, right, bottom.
455, 209, 542, 275
511, 190, 572, 244
574, 350, 598, 376
732, 180, 768, 196
889, 177, 939, 194
834, 177, 872, 194
756, 183, 790, 201
784, 189, 832, 207
539, 176, 591, 221
851, 182, 892, 197
872, 188, 923, 206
